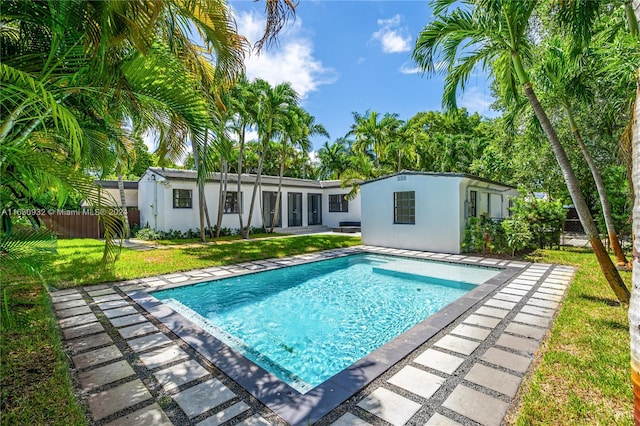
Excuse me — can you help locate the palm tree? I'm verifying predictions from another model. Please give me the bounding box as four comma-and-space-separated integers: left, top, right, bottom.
535, 38, 628, 265
244, 80, 298, 238
317, 139, 350, 179
348, 110, 402, 166
269, 107, 328, 233
412, 0, 630, 303
627, 1, 639, 421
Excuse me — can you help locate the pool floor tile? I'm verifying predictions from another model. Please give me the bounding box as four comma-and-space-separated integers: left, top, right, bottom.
442, 385, 509, 426
434, 335, 480, 356
197, 401, 251, 426
78, 360, 136, 391
331, 413, 373, 426
153, 359, 209, 391
72, 345, 123, 370
464, 363, 522, 397
88, 379, 152, 421
138, 344, 190, 370
357, 388, 421, 426
173, 378, 235, 418
388, 365, 444, 399
103, 403, 172, 426
414, 348, 465, 375
481, 348, 532, 373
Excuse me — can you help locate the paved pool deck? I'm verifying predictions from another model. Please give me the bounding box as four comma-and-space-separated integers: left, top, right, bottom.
51, 246, 574, 426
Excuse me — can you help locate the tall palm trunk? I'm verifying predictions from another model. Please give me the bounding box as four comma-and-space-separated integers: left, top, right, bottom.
270, 139, 287, 233
512, 51, 630, 304
237, 127, 246, 238
215, 159, 228, 237
245, 135, 270, 238
520, 81, 630, 303
193, 141, 206, 242
117, 171, 131, 239
565, 106, 627, 265
629, 1, 639, 419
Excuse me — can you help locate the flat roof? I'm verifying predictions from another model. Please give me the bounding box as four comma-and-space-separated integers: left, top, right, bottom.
146, 167, 346, 189
360, 170, 517, 190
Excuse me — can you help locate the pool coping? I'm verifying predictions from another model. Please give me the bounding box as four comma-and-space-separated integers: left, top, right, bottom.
125, 246, 523, 425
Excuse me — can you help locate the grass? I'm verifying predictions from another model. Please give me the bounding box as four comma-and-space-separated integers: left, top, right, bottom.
151, 232, 283, 246
513, 247, 632, 425
49, 234, 362, 288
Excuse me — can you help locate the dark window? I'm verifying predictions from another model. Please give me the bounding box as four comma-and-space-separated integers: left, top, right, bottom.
329, 194, 348, 212
469, 190, 477, 217
173, 189, 192, 208
394, 191, 415, 224
223, 191, 242, 214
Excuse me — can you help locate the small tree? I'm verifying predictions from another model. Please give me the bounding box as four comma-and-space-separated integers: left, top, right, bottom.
502, 216, 533, 256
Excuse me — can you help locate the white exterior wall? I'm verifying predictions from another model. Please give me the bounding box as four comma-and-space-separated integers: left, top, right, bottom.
137, 170, 360, 232
322, 188, 362, 228
361, 174, 464, 254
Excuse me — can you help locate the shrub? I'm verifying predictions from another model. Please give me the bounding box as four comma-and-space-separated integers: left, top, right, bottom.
134, 227, 160, 241
502, 216, 532, 255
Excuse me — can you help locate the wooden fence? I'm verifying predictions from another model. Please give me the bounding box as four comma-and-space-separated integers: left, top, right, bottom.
38, 210, 140, 239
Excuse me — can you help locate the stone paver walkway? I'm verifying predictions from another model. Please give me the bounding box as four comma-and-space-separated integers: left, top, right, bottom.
51, 246, 574, 425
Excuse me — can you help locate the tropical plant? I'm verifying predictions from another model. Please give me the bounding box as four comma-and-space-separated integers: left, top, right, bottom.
244, 79, 298, 238
412, 0, 630, 303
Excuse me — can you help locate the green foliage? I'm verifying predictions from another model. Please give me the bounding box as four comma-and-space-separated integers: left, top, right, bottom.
134, 227, 161, 241
462, 216, 507, 254
502, 216, 533, 255
463, 197, 565, 255
511, 197, 566, 249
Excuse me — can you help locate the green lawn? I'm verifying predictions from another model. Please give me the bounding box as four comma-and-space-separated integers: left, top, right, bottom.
0, 239, 633, 425
49, 234, 361, 288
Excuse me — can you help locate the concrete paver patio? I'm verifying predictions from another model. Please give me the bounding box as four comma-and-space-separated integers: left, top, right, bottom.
50, 245, 574, 425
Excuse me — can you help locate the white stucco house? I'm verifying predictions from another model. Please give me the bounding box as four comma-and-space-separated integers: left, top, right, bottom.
360, 171, 518, 254
138, 168, 361, 232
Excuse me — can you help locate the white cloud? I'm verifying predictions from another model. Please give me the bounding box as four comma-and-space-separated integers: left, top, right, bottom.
399, 61, 421, 75
458, 86, 496, 116
235, 11, 337, 98
371, 14, 412, 54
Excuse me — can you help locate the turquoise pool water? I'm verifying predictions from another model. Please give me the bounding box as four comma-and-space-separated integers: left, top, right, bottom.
153, 254, 499, 393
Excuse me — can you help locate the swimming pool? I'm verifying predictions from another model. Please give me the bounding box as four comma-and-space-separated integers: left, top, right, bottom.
152, 254, 500, 393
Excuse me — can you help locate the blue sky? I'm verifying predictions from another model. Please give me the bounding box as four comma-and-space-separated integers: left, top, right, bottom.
230, 0, 497, 151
